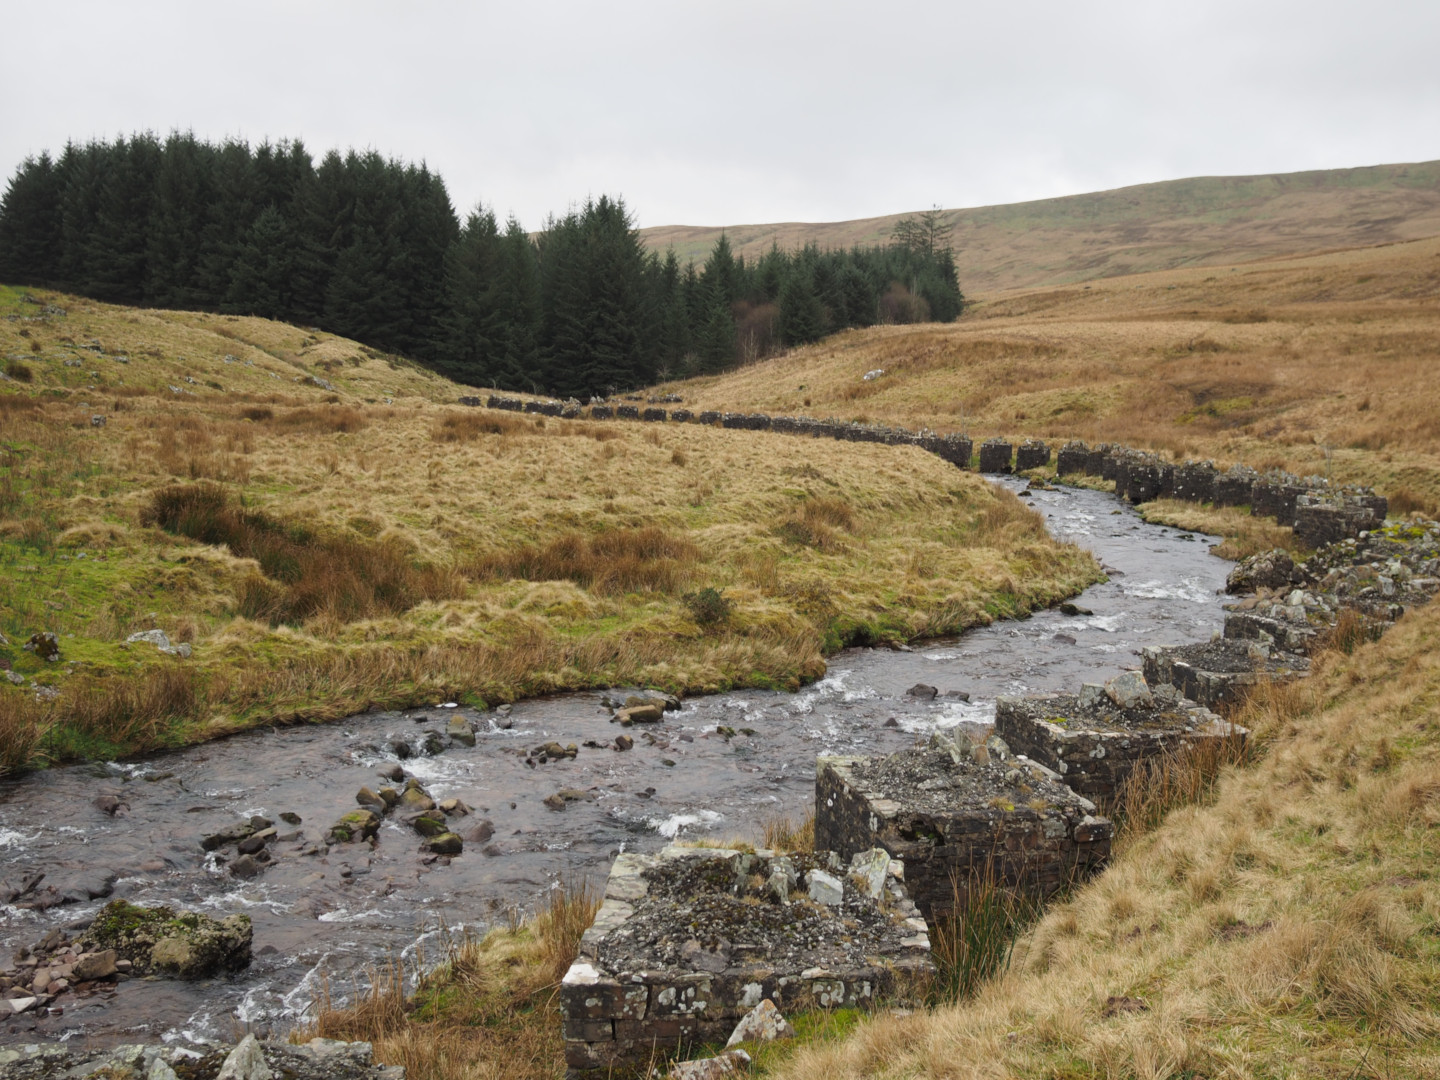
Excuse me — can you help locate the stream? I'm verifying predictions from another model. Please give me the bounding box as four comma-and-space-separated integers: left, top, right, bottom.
0, 479, 1232, 1049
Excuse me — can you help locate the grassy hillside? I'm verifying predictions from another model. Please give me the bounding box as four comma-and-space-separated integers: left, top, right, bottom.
0, 285, 1096, 772
665, 234, 1440, 515
640, 160, 1440, 294
769, 603, 1440, 1079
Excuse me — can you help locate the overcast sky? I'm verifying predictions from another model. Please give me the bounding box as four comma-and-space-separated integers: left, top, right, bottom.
5, 1, 1438, 230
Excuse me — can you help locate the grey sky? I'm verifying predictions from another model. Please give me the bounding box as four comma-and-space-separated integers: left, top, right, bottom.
5, 0, 1438, 230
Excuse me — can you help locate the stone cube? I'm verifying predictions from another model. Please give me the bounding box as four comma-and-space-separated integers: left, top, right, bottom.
815, 749, 1111, 921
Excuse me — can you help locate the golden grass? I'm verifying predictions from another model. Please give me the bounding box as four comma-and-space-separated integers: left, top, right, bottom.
764, 601, 1440, 1080
1137, 499, 1311, 560
666, 235, 1440, 513
0, 286, 1098, 770
296, 880, 602, 1080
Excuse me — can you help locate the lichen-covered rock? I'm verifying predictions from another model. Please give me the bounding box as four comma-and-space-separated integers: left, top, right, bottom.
83, 899, 252, 979
423, 831, 463, 856
725, 999, 795, 1047
1227, 548, 1299, 594
329, 808, 381, 843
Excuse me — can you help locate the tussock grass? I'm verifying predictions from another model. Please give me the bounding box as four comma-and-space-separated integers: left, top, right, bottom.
470, 526, 701, 596
0, 301, 1098, 771
296, 880, 601, 1080
141, 483, 464, 624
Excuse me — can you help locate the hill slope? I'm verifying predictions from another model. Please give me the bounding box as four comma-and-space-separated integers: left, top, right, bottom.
640, 160, 1440, 294
662, 234, 1440, 515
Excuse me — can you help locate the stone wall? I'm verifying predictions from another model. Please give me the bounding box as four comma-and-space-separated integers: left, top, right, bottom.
470, 396, 1391, 541
815, 750, 1112, 921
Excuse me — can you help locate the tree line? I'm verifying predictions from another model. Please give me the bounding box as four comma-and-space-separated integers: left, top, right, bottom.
0, 133, 964, 398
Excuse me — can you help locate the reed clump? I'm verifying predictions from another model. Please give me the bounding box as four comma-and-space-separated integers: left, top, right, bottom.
470, 526, 701, 596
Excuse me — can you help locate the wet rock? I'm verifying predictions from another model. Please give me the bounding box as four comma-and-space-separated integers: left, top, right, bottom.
398, 779, 435, 811
1054, 633, 1076, 645
467, 819, 495, 844
250, 815, 273, 831
71, 949, 118, 981
376, 763, 405, 783
230, 854, 263, 879
84, 899, 252, 978
544, 788, 592, 810
390, 739, 412, 759
614, 702, 664, 724
904, 683, 938, 700
23, 632, 60, 661
447, 717, 476, 747
1059, 602, 1093, 616
422, 832, 463, 856
328, 809, 381, 843
93, 794, 130, 817
420, 730, 446, 756
1104, 671, 1154, 709
614, 734, 634, 751
355, 786, 386, 813
378, 787, 399, 808
410, 811, 449, 838
726, 998, 795, 1047
533, 740, 579, 761
236, 829, 275, 855
438, 797, 469, 816
278, 811, 303, 825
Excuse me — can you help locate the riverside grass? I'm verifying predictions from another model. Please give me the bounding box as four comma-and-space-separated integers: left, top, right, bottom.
666, 234, 1440, 516
0, 285, 1097, 772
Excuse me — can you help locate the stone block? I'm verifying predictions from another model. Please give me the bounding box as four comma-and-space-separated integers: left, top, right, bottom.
1294, 494, 1385, 548
562, 846, 930, 1073
616, 405, 640, 421
1213, 466, 1259, 507
642, 408, 667, 422
1142, 640, 1310, 710
1015, 439, 1050, 471
978, 438, 1013, 474
995, 690, 1246, 802
588, 405, 614, 419
1172, 461, 1217, 503
1056, 440, 1089, 475
815, 750, 1111, 922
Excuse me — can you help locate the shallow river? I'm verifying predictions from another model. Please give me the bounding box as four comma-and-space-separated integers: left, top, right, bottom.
0, 479, 1231, 1048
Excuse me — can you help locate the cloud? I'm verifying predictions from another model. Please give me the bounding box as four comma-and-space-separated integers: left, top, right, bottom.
3, 0, 1437, 228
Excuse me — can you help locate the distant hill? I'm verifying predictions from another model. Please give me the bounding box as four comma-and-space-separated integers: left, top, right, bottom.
639, 160, 1440, 294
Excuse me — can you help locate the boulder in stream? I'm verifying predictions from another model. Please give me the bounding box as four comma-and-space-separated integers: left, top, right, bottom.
328, 809, 381, 844
422, 832, 463, 856
83, 899, 252, 979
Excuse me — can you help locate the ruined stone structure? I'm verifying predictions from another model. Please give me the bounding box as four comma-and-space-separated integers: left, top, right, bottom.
978, 438, 1013, 474
1056, 440, 1089, 475
562, 846, 932, 1074
1141, 640, 1310, 710
994, 683, 1246, 802
1015, 439, 1051, 471
814, 749, 1112, 920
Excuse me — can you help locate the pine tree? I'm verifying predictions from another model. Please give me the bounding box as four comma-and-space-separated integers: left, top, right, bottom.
0, 153, 63, 285
778, 265, 825, 347
224, 206, 295, 319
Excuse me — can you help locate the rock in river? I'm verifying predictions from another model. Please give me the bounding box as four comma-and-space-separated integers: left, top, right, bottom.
83, 899, 252, 979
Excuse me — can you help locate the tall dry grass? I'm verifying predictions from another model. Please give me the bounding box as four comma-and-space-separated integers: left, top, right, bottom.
764, 599, 1440, 1080
298, 880, 601, 1080
469, 526, 701, 596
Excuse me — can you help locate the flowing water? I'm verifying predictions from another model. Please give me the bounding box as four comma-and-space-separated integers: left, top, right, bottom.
0, 479, 1232, 1048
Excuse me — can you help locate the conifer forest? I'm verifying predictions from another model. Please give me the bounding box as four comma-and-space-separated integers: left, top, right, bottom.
0, 134, 964, 397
